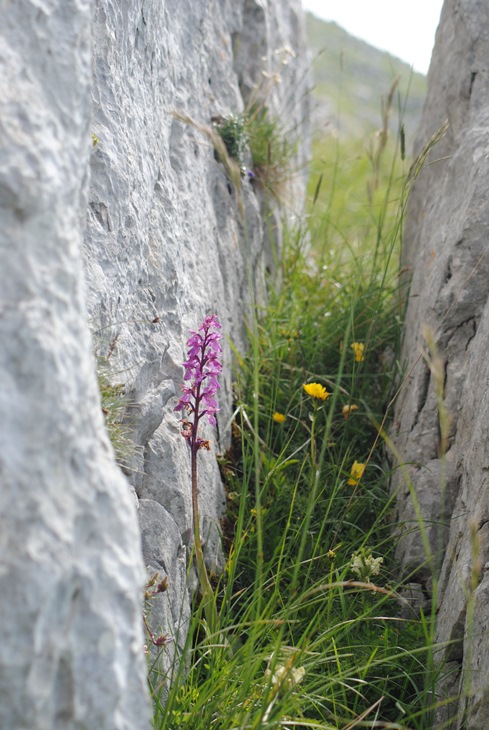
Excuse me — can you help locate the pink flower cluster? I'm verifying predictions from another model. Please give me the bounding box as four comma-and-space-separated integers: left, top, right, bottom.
175, 315, 222, 436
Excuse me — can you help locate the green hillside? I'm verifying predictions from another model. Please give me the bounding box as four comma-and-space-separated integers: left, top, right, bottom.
306, 12, 427, 143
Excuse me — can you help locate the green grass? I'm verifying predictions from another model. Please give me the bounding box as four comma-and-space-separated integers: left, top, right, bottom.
146, 96, 453, 729
97, 357, 141, 471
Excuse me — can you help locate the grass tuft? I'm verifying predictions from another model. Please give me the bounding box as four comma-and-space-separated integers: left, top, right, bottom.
97, 356, 141, 471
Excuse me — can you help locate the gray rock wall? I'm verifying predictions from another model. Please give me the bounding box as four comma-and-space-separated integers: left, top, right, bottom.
391, 0, 489, 726
0, 0, 309, 726
0, 1, 151, 728
85, 0, 310, 663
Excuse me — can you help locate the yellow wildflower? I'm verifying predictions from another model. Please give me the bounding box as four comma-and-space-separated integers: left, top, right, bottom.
327, 549, 336, 560
342, 404, 359, 419
273, 412, 286, 423
351, 342, 365, 362
348, 460, 365, 485
303, 382, 329, 400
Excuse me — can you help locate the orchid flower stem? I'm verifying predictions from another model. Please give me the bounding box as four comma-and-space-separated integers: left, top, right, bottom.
191, 439, 217, 636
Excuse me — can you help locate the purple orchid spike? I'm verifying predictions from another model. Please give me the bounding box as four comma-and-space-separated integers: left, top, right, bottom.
175, 314, 222, 445
174, 315, 223, 632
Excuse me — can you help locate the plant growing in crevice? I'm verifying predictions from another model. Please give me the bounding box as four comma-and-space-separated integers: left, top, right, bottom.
97, 354, 141, 471
174, 314, 222, 635
246, 102, 298, 202
212, 100, 298, 199
212, 113, 249, 170
172, 110, 243, 205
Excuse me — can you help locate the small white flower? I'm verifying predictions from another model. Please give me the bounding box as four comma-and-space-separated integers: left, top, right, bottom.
291, 666, 306, 685
265, 661, 305, 690
350, 548, 383, 582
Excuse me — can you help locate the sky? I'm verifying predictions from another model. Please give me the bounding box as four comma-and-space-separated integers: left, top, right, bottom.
301, 0, 444, 75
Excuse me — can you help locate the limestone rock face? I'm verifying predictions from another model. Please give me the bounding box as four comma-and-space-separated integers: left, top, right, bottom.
0, 1, 151, 728
391, 0, 489, 724
85, 0, 310, 652
0, 0, 308, 723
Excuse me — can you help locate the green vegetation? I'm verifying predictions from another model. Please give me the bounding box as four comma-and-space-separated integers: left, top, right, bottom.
146, 74, 454, 727
97, 355, 141, 471
213, 114, 250, 168
214, 105, 297, 202
246, 104, 298, 201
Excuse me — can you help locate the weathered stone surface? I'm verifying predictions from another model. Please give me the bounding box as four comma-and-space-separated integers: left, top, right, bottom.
0, 1, 151, 728
0, 0, 308, 722
391, 0, 489, 725
85, 0, 310, 649
139, 499, 191, 669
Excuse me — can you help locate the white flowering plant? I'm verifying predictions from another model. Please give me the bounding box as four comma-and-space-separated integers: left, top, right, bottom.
350, 547, 384, 583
